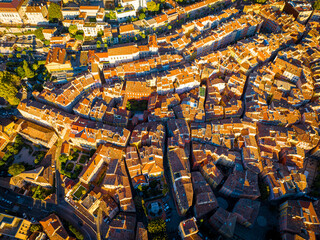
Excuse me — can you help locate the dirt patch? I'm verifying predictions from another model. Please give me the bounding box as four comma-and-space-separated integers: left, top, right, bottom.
14, 147, 35, 166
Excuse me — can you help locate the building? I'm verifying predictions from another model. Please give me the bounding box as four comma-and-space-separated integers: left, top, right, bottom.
43, 28, 57, 40
178, 217, 199, 239
16, 119, 58, 148
279, 200, 320, 239
136, 222, 148, 240
34, 73, 102, 112
108, 44, 140, 66
283, 1, 313, 24
119, 0, 148, 10
25, 5, 48, 26
168, 147, 193, 216
119, 23, 139, 41
45, 48, 72, 73
17, 99, 79, 138
68, 119, 131, 149
0, 0, 24, 24
0, 213, 31, 240
192, 171, 218, 218
233, 198, 260, 228
80, 188, 119, 219
0, 117, 16, 138
40, 214, 75, 240
209, 207, 237, 238
10, 166, 54, 189
79, 144, 125, 184
105, 213, 136, 239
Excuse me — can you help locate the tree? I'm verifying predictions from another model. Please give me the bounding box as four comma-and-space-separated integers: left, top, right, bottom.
68, 25, 78, 36
69, 225, 84, 240
34, 28, 44, 40
16, 66, 25, 78
59, 154, 68, 163
139, 13, 146, 20
75, 34, 84, 41
23, 60, 34, 78
148, 218, 166, 234
96, 40, 101, 48
8, 163, 25, 176
32, 63, 39, 71
48, 3, 62, 21
30, 224, 42, 232
106, 11, 116, 20
22, 51, 26, 55
147, 1, 160, 12
97, 30, 104, 37
314, 0, 320, 10
16, 53, 21, 58
0, 71, 21, 105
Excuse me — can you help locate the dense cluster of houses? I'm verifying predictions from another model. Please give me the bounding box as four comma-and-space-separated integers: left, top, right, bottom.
1, 0, 320, 239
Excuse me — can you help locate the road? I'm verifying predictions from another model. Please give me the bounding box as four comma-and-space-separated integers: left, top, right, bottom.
0, 185, 97, 240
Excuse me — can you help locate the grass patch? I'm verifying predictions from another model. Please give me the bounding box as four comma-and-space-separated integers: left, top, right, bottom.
73, 185, 86, 200
126, 99, 148, 111
34, 151, 46, 165
79, 155, 89, 164
66, 162, 74, 172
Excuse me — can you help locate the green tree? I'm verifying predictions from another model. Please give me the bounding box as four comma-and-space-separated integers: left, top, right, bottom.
148, 218, 166, 234
32, 63, 39, 71
59, 154, 68, 163
30, 224, 42, 232
147, 1, 160, 12
69, 225, 84, 240
16, 53, 21, 58
8, 163, 25, 176
139, 13, 146, 20
23, 60, 34, 78
0, 71, 21, 105
314, 0, 320, 9
75, 34, 84, 41
96, 40, 101, 48
48, 3, 62, 21
97, 30, 104, 37
34, 28, 44, 40
16, 66, 25, 78
68, 25, 78, 36
106, 11, 116, 20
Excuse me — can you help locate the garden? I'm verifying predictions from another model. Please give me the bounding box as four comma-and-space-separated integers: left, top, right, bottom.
29, 185, 53, 200
72, 184, 87, 200
137, 177, 169, 200
58, 148, 87, 179
0, 134, 47, 177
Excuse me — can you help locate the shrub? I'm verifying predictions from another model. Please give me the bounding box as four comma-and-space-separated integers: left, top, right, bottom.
66, 162, 74, 172
8, 163, 25, 176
